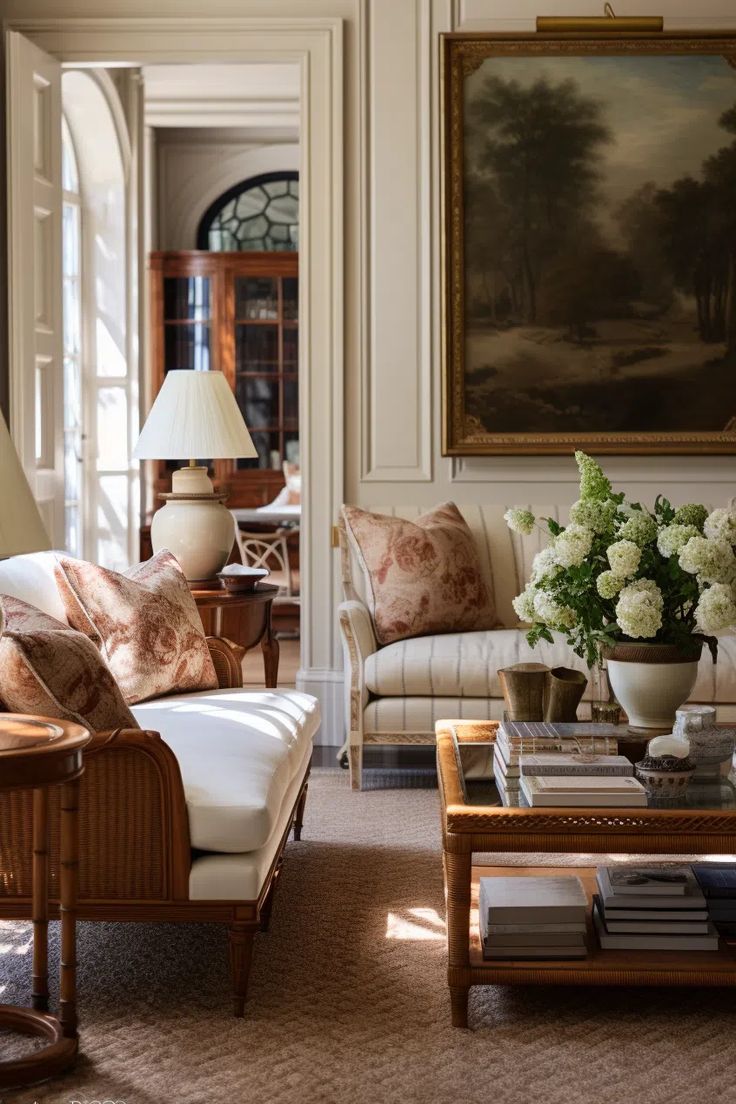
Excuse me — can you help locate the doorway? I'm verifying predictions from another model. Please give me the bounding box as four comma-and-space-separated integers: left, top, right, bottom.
145, 63, 302, 679
5, 18, 344, 738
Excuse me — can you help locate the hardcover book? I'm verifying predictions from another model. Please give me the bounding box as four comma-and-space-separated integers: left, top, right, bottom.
519, 753, 633, 778
693, 864, 736, 899
596, 867, 705, 911
520, 776, 647, 808
482, 930, 585, 947
607, 866, 691, 895
480, 875, 587, 925
498, 721, 619, 754
592, 898, 710, 934
593, 900, 719, 951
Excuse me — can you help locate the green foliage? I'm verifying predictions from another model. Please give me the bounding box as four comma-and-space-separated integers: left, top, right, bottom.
517, 453, 724, 666
466, 75, 611, 325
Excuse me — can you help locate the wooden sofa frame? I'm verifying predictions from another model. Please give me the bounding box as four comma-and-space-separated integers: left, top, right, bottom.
0, 636, 310, 1016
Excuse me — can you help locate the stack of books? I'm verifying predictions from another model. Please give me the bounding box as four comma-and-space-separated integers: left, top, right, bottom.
693, 864, 736, 938
493, 721, 619, 806
479, 875, 588, 960
593, 865, 719, 950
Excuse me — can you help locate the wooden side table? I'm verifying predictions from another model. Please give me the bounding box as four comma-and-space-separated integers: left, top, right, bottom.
190, 583, 280, 687
0, 715, 91, 1090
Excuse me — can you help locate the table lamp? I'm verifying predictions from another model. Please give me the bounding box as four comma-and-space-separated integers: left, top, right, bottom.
0, 409, 51, 557
133, 370, 257, 581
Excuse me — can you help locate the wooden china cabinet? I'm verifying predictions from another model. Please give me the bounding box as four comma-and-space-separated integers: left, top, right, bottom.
148, 250, 299, 508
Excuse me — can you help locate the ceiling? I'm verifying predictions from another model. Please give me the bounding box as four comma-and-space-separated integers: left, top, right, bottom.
142, 63, 300, 129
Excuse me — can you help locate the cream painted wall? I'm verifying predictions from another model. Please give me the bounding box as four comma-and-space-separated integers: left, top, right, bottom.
5, 0, 735, 509
349, 0, 736, 525
155, 129, 299, 250
3, 0, 736, 743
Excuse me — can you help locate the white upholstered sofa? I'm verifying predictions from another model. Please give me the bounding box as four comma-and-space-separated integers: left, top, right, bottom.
337, 504, 736, 790
0, 551, 320, 1013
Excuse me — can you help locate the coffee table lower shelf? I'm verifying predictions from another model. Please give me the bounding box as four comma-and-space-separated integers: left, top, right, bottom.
450, 865, 736, 1027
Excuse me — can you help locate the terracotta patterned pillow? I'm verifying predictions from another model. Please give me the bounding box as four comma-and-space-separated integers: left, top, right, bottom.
0, 595, 138, 732
54, 550, 218, 705
341, 502, 499, 645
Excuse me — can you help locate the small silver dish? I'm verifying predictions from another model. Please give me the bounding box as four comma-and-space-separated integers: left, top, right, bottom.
217, 567, 269, 593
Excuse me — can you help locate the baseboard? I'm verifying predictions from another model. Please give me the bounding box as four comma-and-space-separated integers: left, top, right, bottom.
297, 667, 344, 747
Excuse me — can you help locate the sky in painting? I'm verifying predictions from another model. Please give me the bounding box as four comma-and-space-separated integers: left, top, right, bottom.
465, 53, 736, 243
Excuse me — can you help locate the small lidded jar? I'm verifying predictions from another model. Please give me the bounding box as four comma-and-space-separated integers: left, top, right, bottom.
673, 705, 734, 768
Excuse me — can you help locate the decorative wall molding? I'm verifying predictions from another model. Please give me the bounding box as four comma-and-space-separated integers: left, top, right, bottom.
360, 0, 432, 482
297, 667, 345, 747
146, 100, 300, 128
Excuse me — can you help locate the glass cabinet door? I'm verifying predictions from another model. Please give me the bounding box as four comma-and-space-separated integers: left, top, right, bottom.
234, 273, 299, 470
162, 276, 211, 372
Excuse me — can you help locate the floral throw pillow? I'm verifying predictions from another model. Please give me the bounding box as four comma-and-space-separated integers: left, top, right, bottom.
54, 550, 218, 705
0, 595, 138, 732
341, 502, 499, 645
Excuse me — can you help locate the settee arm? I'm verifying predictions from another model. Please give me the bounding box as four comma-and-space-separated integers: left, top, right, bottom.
0, 725, 192, 906
338, 599, 378, 755
207, 635, 245, 689
81, 726, 192, 900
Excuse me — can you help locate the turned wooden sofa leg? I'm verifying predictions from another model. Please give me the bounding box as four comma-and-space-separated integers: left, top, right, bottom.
293, 783, 308, 841
228, 922, 259, 1017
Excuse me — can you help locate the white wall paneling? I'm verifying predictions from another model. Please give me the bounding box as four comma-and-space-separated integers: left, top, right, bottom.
143, 62, 300, 127
351, 0, 736, 518
361, 0, 432, 482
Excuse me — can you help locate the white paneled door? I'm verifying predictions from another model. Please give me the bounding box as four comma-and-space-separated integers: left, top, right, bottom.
6, 32, 65, 546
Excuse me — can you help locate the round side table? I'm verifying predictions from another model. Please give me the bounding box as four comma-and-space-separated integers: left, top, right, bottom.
190, 583, 281, 686
0, 714, 91, 1091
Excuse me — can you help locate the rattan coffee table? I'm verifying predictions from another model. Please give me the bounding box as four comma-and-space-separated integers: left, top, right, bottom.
436, 720, 736, 1029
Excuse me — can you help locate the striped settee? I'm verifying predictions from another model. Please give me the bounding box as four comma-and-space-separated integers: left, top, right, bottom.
337, 504, 736, 790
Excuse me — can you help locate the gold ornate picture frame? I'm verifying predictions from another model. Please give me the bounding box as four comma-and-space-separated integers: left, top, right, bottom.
441, 32, 736, 455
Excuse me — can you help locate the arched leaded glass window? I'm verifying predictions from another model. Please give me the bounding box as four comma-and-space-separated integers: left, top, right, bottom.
197, 172, 299, 252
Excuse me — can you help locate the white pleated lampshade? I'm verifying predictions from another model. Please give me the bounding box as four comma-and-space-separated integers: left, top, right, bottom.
0, 410, 51, 556
133, 370, 257, 460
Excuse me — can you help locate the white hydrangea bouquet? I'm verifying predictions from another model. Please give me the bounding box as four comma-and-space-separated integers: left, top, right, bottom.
505, 452, 736, 668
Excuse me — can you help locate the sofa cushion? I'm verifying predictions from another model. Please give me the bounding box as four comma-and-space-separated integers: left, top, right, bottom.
364, 629, 591, 699
341, 502, 499, 646
55, 550, 218, 704
364, 696, 501, 734
363, 628, 736, 707
0, 552, 69, 624
0, 595, 139, 732
189, 741, 310, 900
131, 689, 320, 853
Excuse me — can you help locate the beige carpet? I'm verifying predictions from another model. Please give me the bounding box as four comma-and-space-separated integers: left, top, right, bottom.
2, 769, 736, 1104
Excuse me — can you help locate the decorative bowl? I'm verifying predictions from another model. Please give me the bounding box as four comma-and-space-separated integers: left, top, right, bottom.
217, 567, 269, 593
635, 755, 695, 799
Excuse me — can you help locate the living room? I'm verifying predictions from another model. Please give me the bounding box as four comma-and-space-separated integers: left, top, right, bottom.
1, 1, 736, 1102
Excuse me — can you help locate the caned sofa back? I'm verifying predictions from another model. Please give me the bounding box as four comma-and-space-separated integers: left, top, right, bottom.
339, 504, 573, 630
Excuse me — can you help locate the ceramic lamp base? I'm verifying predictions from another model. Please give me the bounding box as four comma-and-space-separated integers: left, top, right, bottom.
151, 467, 234, 581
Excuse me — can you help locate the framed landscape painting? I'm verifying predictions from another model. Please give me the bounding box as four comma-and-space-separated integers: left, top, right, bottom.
441, 32, 736, 455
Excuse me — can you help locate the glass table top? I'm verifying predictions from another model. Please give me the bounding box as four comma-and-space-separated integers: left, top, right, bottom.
454, 736, 736, 814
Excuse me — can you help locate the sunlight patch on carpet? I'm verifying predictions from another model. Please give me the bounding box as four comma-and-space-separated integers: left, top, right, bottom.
385, 907, 445, 940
